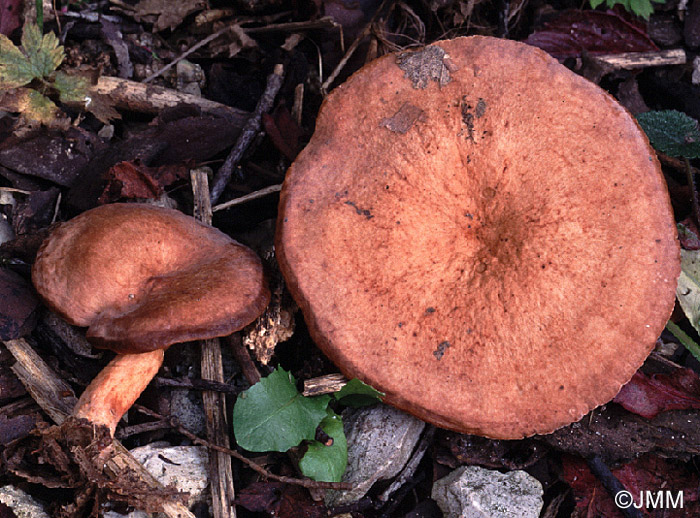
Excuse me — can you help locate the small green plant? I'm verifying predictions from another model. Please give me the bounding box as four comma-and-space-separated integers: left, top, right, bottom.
589, 0, 665, 20
0, 22, 112, 125
233, 367, 383, 482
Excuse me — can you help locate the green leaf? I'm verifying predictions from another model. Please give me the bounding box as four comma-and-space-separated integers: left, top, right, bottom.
637, 110, 700, 158
233, 367, 330, 452
665, 321, 700, 364
54, 71, 89, 104
589, 0, 605, 7
334, 378, 384, 407
0, 34, 36, 88
21, 24, 63, 79
299, 410, 347, 482
629, 0, 655, 18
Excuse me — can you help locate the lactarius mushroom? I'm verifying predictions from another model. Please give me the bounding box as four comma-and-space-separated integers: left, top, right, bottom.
33, 203, 269, 434
276, 36, 680, 439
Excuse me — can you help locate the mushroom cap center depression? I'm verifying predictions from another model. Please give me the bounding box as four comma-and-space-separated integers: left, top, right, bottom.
276, 36, 679, 438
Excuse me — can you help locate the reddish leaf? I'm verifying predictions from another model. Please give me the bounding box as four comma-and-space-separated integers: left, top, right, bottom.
0, 0, 21, 37
98, 160, 189, 204
612, 368, 700, 419
262, 106, 305, 161
562, 455, 699, 517
236, 483, 326, 518
235, 482, 285, 513
524, 10, 658, 59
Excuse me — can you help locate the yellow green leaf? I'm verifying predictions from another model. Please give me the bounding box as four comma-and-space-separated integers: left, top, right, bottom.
23, 89, 59, 124
0, 34, 35, 88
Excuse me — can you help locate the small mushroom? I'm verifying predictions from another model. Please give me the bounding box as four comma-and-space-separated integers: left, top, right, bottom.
33, 203, 270, 434
276, 37, 680, 439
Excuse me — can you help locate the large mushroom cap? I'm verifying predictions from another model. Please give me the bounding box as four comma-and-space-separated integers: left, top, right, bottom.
33, 203, 270, 354
276, 36, 680, 439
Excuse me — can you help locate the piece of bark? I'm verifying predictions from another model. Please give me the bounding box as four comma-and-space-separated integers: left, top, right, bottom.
303, 374, 348, 397
191, 169, 236, 518
540, 404, 700, 463
93, 76, 249, 121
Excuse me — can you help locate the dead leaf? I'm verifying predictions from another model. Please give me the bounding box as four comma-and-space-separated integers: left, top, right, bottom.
262, 106, 305, 161
525, 10, 658, 59
612, 368, 700, 419
134, 0, 207, 32
0, 268, 38, 340
98, 160, 189, 204
562, 455, 699, 518
236, 482, 327, 518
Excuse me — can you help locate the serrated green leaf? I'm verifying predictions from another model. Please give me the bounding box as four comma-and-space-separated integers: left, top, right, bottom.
589, 0, 605, 7
637, 110, 700, 158
233, 367, 330, 452
19, 24, 63, 79
334, 378, 384, 407
23, 89, 58, 124
629, 0, 655, 18
0, 34, 36, 88
54, 71, 89, 103
299, 410, 347, 482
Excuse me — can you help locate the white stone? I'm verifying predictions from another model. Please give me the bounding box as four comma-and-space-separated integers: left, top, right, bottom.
325, 404, 425, 507
431, 465, 543, 518
0, 486, 50, 518
130, 444, 209, 507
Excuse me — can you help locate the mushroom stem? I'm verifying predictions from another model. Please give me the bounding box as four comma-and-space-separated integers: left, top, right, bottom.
73, 349, 165, 436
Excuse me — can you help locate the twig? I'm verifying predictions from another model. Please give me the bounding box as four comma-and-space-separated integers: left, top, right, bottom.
142, 17, 338, 85
143, 25, 234, 83
191, 169, 237, 518
153, 376, 241, 394
321, 0, 394, 93
3, 338, 194, 518
134, 405, 352, 490
93, 76, 250, 122
210, 65, 285, 204
211, 184, 282, 212
586, 455, 643, 518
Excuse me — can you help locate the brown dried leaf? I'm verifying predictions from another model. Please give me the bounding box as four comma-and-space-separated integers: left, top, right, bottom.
134, 0, 207, 32
98, 160, 189, 204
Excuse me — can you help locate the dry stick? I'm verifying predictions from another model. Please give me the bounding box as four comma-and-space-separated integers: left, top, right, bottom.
142, 18, 338, 84
210, 64, 286, 204
321, 0, 394, 93
191, 169, 237, 518
3, 338, 195, 518
211, 184, 282, 213
93, 76, 249, 121
134, 404, 352, 491
226, 334, 261, 385
143, 24, 234, 83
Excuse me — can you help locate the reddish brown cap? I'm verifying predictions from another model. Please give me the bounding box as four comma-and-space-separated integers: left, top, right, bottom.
276, 36, 680, 439
33, 203, 270, 354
